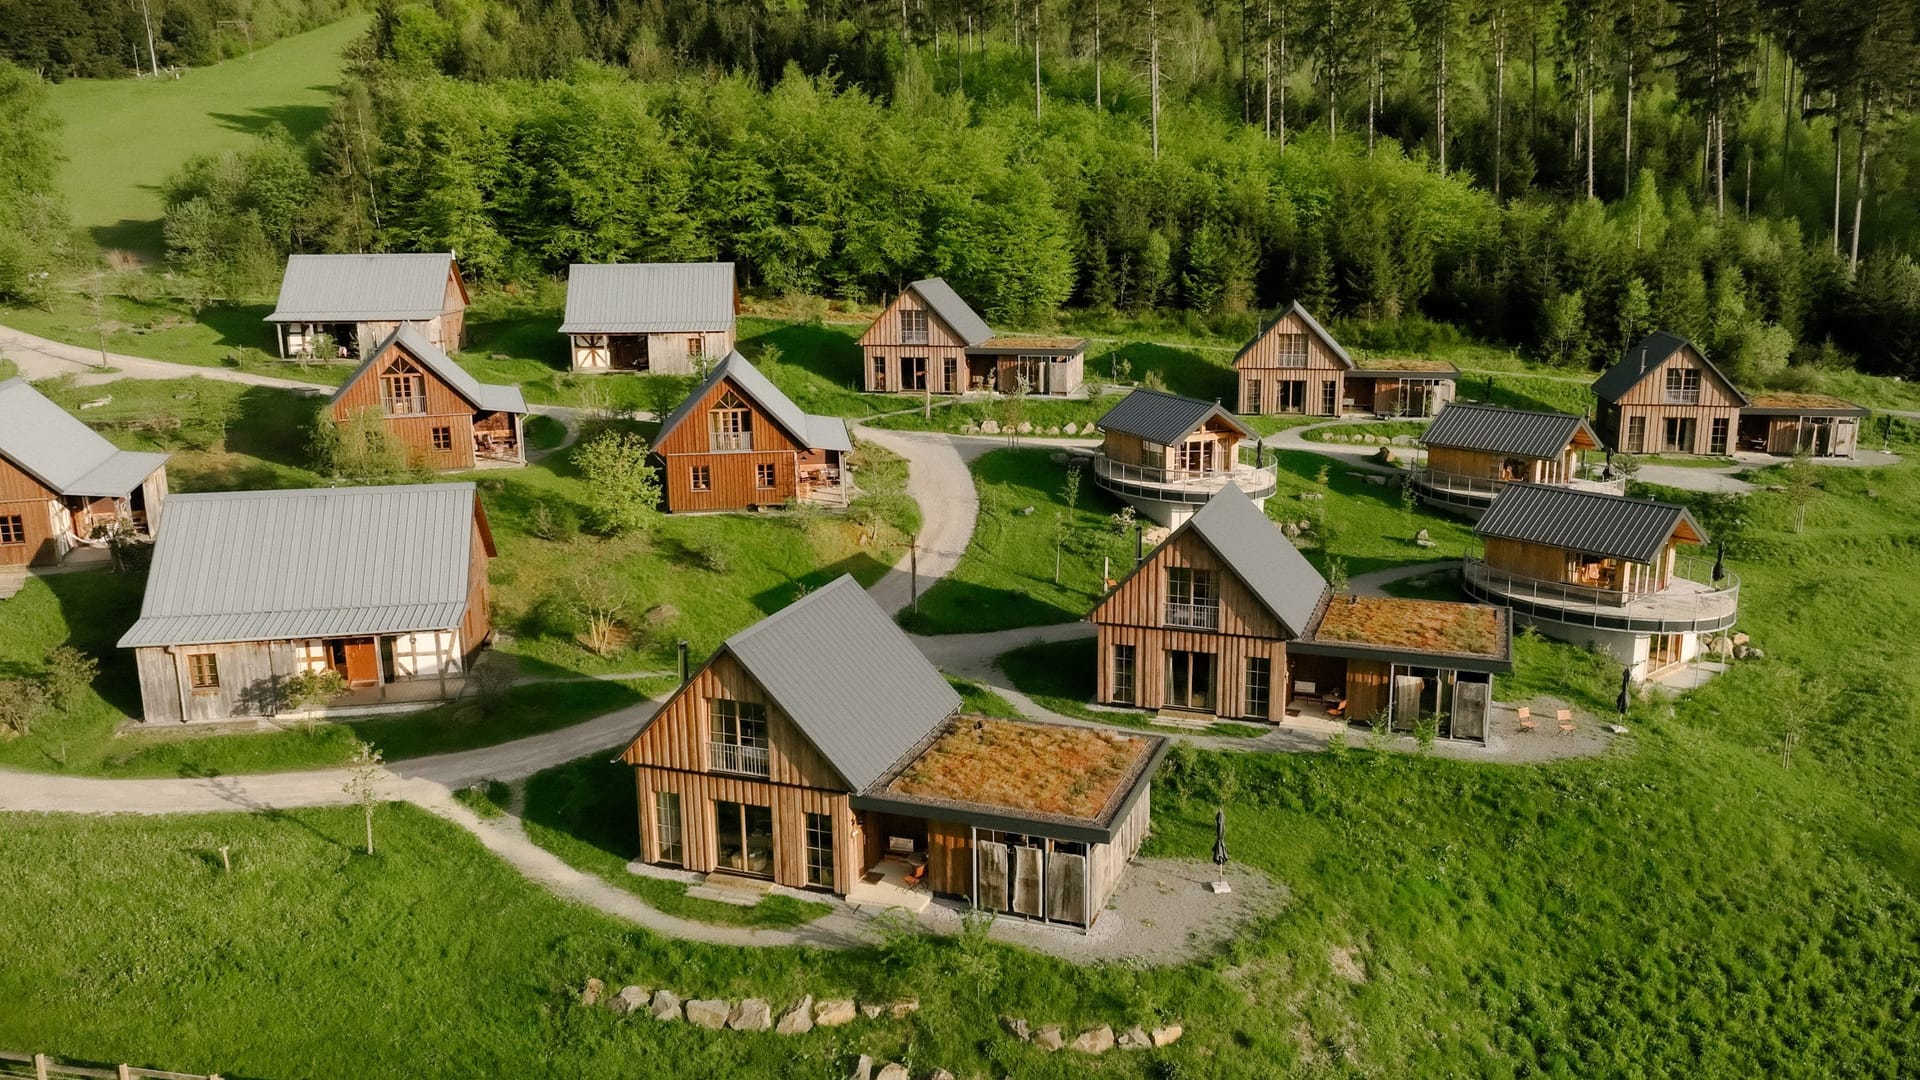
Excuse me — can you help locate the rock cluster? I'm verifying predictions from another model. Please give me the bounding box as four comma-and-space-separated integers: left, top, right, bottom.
583, 980, 915, 1040
1000, 1014, 1182, 1054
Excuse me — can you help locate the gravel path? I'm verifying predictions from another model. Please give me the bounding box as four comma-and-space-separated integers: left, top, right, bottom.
852, 425, 979, 617
0, 321, 332, 392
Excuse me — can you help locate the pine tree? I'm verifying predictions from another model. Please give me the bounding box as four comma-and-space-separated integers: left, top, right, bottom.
1666, 0, 1758, 216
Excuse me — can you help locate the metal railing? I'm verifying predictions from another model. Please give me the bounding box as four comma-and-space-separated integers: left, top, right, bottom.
708, 741, 770, 777
1090, 454, 1279, 502
1462, 556, 1739, 632
1415, 468, 1626, 499
1164, 601, 1221, 630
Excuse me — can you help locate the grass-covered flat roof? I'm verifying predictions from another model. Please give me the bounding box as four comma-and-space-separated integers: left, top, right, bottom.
1743, 391, 1867, 415
883, 717, 1157, 824
1312, 594, 1506, 659
1353, 356, 1459, 374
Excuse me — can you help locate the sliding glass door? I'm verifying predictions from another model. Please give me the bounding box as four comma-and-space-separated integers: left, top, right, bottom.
714, 800, 775, 878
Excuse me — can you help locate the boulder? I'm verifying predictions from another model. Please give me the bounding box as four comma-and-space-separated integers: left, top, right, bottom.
1731, 632, 1751, 647
1045, 425, 1062, 435
930, 1070, 956, 1080
1415, 528, 1431, 543
1002, 1016, 1032, 1042
610, 985, 649, 1015
1118, 1026, 1152, 1050
860, 1002, 887, 1019
1281, 522, 1300, 539
1017, 421, 1034, 434
776, 995, 814, 1035
685, 999, 731, 1029
960, 422, 979, 434
1033, 1026, 1065, 1052
875, 1065, 910, 1080
1063, 422, 1080, 435
1072, 1026, 1116, 1053
887, 999, 921, 1019
580, 978, 605, 1007
1299, 491, 1324, 500
1018, 505, 1036, 516
847, 1054, 873, 1080
815, 999, 857, 1027
980, 419, 1001, 434
729, 998, 772, 1032
1151, 1025, 1184, 1047
650, 989, 682, 1021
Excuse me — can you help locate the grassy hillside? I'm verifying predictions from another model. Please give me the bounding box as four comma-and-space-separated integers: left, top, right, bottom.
47, 15, 366, 259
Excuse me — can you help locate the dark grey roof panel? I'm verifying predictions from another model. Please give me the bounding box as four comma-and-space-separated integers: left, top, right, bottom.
1593, 332, 1750, 406
907, 278, 993, 346
1095, 388, 1250, 445
330, 325, 525, 415
559, 262, 736, 334
0, 378, 169, 497
1185, 485, 1328, 636
266, 253, 455, 323
726, 576, 961, 792
1474, 483, 1705, 563
1420, 402, 1599, 459
653, 351, 845, 453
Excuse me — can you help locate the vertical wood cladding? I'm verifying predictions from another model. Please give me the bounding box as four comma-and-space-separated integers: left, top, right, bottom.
858, 289, 972, 393
1235, 308, 1351, 417
1427, 445, 1581, 484
656, 373, 807, 511
0, 455, 58, 566
620, 652, 848, 790
1602, 342, 1743, 455
632, 766, 860, 894
329, 337, 481, 470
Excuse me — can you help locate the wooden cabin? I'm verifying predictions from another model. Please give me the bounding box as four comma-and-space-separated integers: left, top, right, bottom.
652, 351, 851, 512
619, 576, 1164, 927
1090, 388, 1276, 525
1738, 392, 1866, 458
858, 278, 1087, 396
266, 253, 467, 360
1593, 333, 1748, 456
1465, 483, 1739, 681
561, 262, 738, 374
117, 484, 495, 723
327, 326, 528, 471
1091, 485, 1511, 738
1415, 403, 1615, 515
0, 378, 169, 568
1345, 357, 1459, 416
1234, 302, 1353, 417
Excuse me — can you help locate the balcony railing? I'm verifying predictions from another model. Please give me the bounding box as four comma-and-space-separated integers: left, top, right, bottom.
1091, 454, 1279, 503
1462, 555, 1739, 633
708, 741, 770, 777
1164, 601, 1221, 630
1664, 390, 1703, 405
1416, 468, 1626, 500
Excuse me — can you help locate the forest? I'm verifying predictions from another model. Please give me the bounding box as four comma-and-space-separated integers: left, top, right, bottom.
11, 0, 1920, 378
0, 0, 354, 77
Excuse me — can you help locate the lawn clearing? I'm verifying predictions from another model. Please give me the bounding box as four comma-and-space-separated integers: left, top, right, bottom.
0, 293, 322, 380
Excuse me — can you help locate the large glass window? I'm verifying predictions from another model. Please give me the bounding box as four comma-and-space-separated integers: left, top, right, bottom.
655, 791, 684, 865
708, 698, 770, 775
870, 354, 888, 391
708, 392, 753, 450
1626, 415, 1648, 454
900, 308, 930, 345
0, 515, 22, 545
1664, 367, 1702, 404
902, 356, 929, 391
1246, 657, 1272, 718
1709, 417, 1730, 455
1166, 650, 1215, 711
1165, 568, 1220, 629
1112, 644, 1136, 704
1274, 333, 1308, 367
804, 812, 834, 889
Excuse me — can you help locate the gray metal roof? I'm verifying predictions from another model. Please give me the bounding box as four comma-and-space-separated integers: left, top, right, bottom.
266, 253, 457, 323
1420, 402, 1600, 459
1474, 483, 1705, 564
1234, 301, 1354, 369
654, 351, 846, 453
331, 325, 526, 415
1593, 332, 1751, 406
907, 278, 993, 346
724, 575, 961, 792
117, 484, 482, 648
0, 378, 169, 497
1095, 388, 1250, 445
558, 262, 737, 334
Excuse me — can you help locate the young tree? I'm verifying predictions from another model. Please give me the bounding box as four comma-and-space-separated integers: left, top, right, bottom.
1782, 446, 1818, 531
1053, 462, 1083, 584
280, 668, 349, 713
311, 405, 414, 483
343, 741, 384, 856
40, 646, 98, 714
0, 62, 70, 303
571, 430, 664, 536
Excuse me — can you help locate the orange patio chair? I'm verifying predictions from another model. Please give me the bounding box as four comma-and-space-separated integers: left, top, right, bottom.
1556, 708, 1575, 735
1516, 706, 1536, 734
905, 863, 928, 891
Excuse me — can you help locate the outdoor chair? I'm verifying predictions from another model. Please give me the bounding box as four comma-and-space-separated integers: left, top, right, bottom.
1556, 708, 1575, 735
1327, 699, 1348, 720
1516, 706, 1535, 733
904, 863, 928, 891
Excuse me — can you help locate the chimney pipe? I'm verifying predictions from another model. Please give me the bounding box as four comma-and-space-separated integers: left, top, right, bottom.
677, 640, 690, 685
1135, 523, 1144, 568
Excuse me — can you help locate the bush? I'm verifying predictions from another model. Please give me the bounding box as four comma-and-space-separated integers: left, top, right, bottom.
570, 431, 662, 536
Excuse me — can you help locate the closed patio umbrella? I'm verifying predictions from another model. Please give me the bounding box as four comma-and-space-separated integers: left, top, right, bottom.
1712, 541, 1726, 584
1212, 809, 1228, 869
1617, 668, 1632, 716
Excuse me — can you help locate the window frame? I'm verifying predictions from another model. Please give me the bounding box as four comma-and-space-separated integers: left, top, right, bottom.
1664, 367, 1703, 404
687, 336, 704, 358
1245, 656, 1272, 718
755, 463, 776, 489
187, 652, 220, 691
430, 425, 453, 452
1165, 567, 1221, 628
379, 358, 427, 416
899, 307, 930, 345
709, 698, 769, 749
870, 353, 888, 391
689, 465, 711, 492
655, 790, 685, 866
1111, 644, 1136, 705
804, 811, 835, 890
0, 514, 23, 546
1625, 415, 1648, 454
1274, 333, 1309, 367
708, 392, 753, 451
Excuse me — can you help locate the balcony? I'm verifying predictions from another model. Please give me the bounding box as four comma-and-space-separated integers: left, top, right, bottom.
1090, 454, 1278, 506
1414, 468, 1625, 512
1462, 555, 1740, 634
1164, 601, 1221, 630
708, 741, 770, 777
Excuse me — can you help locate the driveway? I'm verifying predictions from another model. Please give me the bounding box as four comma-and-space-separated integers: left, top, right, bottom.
852, 425, 978, 617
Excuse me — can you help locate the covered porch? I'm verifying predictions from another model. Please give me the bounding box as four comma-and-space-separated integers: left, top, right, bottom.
288, 629, 469, 713
473, 410, 526, 467
275, 320, 362, 361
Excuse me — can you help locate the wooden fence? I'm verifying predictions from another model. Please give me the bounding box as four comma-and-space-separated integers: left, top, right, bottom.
0, 1052, 222, 1080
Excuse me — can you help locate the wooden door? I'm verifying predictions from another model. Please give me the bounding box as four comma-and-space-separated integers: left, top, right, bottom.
1452, 676, 1489, 741
342, 639, 379, 686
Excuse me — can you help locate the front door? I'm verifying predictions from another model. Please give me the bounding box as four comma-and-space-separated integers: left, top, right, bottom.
715, 800, 774, 878
1166, 650, 1214, 711
332, 639, 380, 686
1663, 416, 1696, 453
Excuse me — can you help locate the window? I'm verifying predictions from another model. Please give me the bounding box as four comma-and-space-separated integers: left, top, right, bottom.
1626, 415, 1648, 454
687, 336, 704, 358
804, 812, 835, 889
708, 392, 753, 451
1166, 650, 1215, 711
0, 515, 22, 545
431, 426, 453, 451
755, 463, 776, 488
689, 465, 711, 492
1709, 417, 1730, 455
1274, 333, 1308, 367
1664, 367, 1702, 404
187, 653, 220, 690
1663, 416, 1697, 453
380, 358, 427, 416
1274, 380, 1308, 412
871, 354, 888, 391
900, 307, 930, 345
655, 791, 684, 865
1246, 379, 1262, 414
1111, 644, 1136, 705
1321, 379, 1339, 415
1165, 568, 1220, 629
1245, 657, 1272, 719
708, 698, 770, 775
943, 357, 960, 393
1178, 439, 1213, 473
902, 356, 929, 392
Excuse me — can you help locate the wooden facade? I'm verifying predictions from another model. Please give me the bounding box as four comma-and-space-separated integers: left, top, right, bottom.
1344, 373, 1457, 416
656, 376, 809, 512
1100, 416, 1245, 475
1482, 535, 1679, 597
859, 288, 1085, 396
1235, 306, 1352, 417
1427, 443, 1586, 486
0, 446, 167, 569
570, 329, 735, 375
1596, 341, 1744, 455
328, 337, 524, 471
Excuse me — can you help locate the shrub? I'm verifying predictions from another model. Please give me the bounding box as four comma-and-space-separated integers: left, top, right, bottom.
280, 668, 348, 712
570, 431, 662, 536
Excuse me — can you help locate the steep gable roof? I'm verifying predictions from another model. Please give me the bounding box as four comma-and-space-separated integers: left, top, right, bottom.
1096, 485, 1327, 637
331, 325, 526, 416
1234, 301, 1354, 369
906, 278, 994, 346
1095, 388, 1251, 445
0, 378, 169, 497
266, 253, 460, 323
1421, 402, 1600, 458
558, 262, 737, 334
1593, 332, 1750, 406
117, 483, 488, 648
653, 351, 850, 453
1475, 483, 1706, 564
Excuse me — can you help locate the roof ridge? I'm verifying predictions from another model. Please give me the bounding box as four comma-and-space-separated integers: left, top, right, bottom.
166, 482, 476, 502
1499, 480, 1684, 511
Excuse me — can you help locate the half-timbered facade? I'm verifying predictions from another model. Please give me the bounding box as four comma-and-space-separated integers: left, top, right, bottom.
266, 253, 468, 360
1415, 402, 1622, 516
1594, 333, 1749, 456
1464, 483, 1739, 681
561, 262, 738, 374
620, 577, 1164, 927
118, 484, 495, 723
0, 378, 169, 568
652, 351, 851, 512
1092, 485, 1511, 738
1089, 388, 1277, 525
858, 278, 1087, 396
327, 326, 528, 470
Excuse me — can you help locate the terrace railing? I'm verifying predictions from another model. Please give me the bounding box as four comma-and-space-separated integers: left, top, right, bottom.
1462, 556, 1739, 633
1091, 454, 1279, 504
1415, 468, 1626, 501
708, 741, 770, 777
1164, 601, 1222, 630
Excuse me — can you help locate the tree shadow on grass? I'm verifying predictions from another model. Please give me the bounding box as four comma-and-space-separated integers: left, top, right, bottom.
227, 385, 323, 466
195, 302, 279, 352
38, 571, 146, 719
88, 218, 165, 261
740, 321, 863, 385
522, 753, 638, 862
208, 102, 331, 143
898, 580, 1085, 635
748, 550, 896, 615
